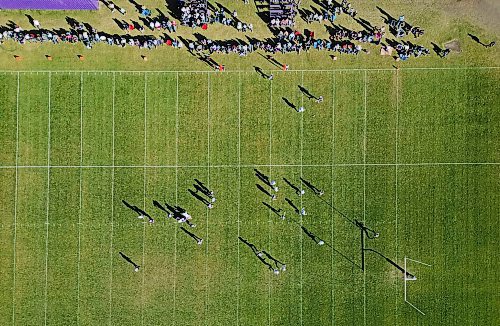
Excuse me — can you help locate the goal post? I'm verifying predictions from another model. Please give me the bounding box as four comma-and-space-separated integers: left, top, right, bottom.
404, 256, 432, 315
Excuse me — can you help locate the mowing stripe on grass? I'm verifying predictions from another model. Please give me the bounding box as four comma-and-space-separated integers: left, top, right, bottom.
237, 71, 241, 326
76, 71, 83, 325
206, 71, 211, 326
141, 72, 147, 326
43, 71, 52, 326
108, 72, 116, 326
11, 71, 20, 326
331, 71, 336, 326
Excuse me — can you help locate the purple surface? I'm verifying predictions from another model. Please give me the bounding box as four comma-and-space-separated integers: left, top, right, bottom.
0, 0, 98, 10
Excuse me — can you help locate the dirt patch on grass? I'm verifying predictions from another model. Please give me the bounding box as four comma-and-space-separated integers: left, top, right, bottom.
445, 39, 462, 52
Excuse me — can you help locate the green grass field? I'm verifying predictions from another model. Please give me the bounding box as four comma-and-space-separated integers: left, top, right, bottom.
0, 68, 498, 326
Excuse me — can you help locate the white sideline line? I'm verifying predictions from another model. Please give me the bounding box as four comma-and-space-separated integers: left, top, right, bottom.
330, 71, 336, 326
1, 162, 498, 169
108, 72, 116, 326
76, 71, 83, 326
11, 71, 20, 326
43, 71, 52, 326
395, 66, 400, 323
173, 71, 179, 326
299, 71, 304, 326
236, 71, 241, 326
363, 70, 367, 326
3, 66, 499, 73
140, 72, 147, 326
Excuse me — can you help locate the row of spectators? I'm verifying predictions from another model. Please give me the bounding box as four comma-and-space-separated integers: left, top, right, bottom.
185, 31, 365, 57
0, 22, 182, 50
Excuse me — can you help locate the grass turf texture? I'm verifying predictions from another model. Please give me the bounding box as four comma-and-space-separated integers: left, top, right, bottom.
0, 69, 498, 326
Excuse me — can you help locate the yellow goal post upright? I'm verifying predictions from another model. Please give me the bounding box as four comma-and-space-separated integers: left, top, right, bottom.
404, 257, 432, 315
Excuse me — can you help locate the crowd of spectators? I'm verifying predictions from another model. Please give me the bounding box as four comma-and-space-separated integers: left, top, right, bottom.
0, 0, 448, 63
180, 0, 209, 28
0, 20, 183, 50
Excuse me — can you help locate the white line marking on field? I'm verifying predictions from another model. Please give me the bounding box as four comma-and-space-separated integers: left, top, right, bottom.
173, 71, 179, 326
44, 71, 52, 326
141, 72, 147, 326
237, 71, 241, 326
331, 71, 335, 326
205, 72, 210, 326
2, 67, 499, 74
363, 70, 367, 326
11, 71, 20, 326
2, 162, 498, 170
300, 71, 304, 326
76, 71, 83, 326
108, 72, 116, 326
268, 75, 273, 326
406, 258, 432, 267
395, 68, 400, 324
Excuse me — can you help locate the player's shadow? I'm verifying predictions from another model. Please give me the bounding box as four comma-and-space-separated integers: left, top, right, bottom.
376, 6, 396, 24
254, 66, 270, 79
282, 97, 297, 111
256, 184, 272, 198
364, 248, 413, 277
467, 33, 485, 46
301, 226, 362, 270
188, 189, 210, 205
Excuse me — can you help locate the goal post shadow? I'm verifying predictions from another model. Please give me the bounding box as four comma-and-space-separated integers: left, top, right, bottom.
404, 256, 432, 315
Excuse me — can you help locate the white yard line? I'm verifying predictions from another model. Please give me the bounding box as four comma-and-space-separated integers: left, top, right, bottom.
362, 70, 368, 326
205, 72, 211, 326
108, 72, 116, 326
172, 72, 180, 326
173, 71, 179, 326
76, 71, 83, 326
299, 71, 304, 326
141, 72, 148, 326
11, 71, 20, 326
395, 67, 400, 325
236, 71, 241, 325
331, 71, 335, 326
43, 71, 52, 326
1, 67, 498, 74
